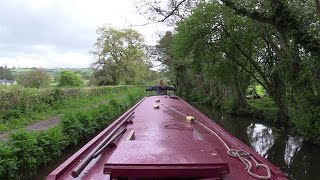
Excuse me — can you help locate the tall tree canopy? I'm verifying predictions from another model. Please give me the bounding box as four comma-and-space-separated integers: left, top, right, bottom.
90, 27, 152, 85
141, 0, 320, 143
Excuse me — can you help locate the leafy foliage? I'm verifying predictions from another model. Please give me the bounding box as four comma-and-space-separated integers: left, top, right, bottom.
0, 87, 145, 179
17, 69, 51, 88
0, 143, 18, 179
145, 0, 320, 143
0, 86, 139, 126
10, 131, 42, 178
58, 70, 84, 87
90, 26, 152, 85
0, 66, 13, 80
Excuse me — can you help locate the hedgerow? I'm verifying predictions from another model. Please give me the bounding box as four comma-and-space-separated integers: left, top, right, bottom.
0, 86, 132, 123
0, 86, 140, 133
0, 86, 145, 179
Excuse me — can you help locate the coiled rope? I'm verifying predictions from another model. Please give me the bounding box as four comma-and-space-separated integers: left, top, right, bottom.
162, 103, 271, 179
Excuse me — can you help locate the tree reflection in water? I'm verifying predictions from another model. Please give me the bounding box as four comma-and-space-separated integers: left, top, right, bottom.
284, 136, 303, 166
246, 123, 275, 158
245, 124, 308, 167
192, 104, 320, 180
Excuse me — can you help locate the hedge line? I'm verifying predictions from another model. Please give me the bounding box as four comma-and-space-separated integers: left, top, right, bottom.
0, 88, 145, 179
0, 86, 133, 122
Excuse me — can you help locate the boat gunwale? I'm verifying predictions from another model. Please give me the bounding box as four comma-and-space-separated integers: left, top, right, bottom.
47, 95, 288, 180
47, 96, 147, 180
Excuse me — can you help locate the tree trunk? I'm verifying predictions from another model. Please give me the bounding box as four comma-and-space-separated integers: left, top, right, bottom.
234, 68, 250, 109
236, 80, 249, 109
274, 95, 290, 125
269, 75, 290, 125
316, 0, 320, 16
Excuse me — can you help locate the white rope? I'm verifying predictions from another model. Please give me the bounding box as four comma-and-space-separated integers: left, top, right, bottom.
162, 104, 271, 179
161, 103, 188, 117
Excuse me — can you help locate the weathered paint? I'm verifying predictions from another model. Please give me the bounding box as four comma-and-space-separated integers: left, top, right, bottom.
47, 96, 287, 180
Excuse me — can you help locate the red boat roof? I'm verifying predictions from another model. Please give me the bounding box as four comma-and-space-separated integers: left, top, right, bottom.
48, 95, 287, 180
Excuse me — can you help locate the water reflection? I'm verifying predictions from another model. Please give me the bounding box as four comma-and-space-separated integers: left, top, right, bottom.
193, 104, 320, 180
284, 136, 303, 166
246, 123, 304, 167
246, 123, 275, 158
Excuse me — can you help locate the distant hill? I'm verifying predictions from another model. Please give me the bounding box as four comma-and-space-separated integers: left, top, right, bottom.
10, 68, 93, 79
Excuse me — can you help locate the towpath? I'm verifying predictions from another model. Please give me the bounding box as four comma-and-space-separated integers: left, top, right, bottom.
0, 94, 128, 141
0, 116, 60, 141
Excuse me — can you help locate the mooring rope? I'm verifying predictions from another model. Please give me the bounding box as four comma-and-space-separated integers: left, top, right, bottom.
162, 103, 188, 117
162, 103, 271, 179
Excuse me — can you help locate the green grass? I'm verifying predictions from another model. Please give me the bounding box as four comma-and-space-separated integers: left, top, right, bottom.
247, 84, 266, 97
255, 85, 265, 96
50, 82, 58, 87
0, 86, 143, 133
248, 97, 277, 121
0, 88, 145, 179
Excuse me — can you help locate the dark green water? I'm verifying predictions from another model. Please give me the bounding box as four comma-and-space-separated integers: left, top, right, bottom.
195, 104, 320, 180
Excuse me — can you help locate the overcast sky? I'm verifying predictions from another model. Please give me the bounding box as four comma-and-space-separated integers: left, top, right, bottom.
0, 0, 170, 68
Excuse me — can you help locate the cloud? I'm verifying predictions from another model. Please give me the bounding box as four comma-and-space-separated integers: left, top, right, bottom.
0, 45, 91, 68
0, 0, 95, 53
0, 0, 171, 68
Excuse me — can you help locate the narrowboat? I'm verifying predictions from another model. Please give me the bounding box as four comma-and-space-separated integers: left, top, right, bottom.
47, 95, 287, 180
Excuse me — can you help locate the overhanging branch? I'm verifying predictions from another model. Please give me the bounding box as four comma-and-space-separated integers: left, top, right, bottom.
159, 0, 188, 22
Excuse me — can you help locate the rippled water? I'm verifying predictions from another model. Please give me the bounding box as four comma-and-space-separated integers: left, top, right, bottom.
196, 105, 320, 180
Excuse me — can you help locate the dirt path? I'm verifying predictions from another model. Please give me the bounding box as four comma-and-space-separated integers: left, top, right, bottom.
0, 116, 60, 141
0, 93, 130, 142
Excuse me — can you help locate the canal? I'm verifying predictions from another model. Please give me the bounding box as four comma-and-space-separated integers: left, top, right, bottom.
195, 104, 320, 180
34, 103, 320, 180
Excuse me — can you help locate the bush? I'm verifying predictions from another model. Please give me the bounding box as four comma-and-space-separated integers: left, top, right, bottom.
0, 143, 18, 179
0, 86, 133, 123
291, 100, 320, 144
17, 69, 51, 88
58, 71, 84, 87
0, 86, 145, 179
9, 131, 42, 178
61, 113, 86, 146
36, 128, 67, 166
0, 127, 68, 180
248, 98, 278, 122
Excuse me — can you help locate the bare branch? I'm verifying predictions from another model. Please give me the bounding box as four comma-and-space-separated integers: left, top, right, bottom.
221, 0, 320, 56
158, 0, 188, 22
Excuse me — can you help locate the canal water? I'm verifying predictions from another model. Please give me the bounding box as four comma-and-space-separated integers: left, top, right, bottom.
195, 104, 320, 180
34, 104, 319, 180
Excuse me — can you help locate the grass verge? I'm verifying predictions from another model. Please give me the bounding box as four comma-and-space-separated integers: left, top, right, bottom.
0, 87, 145, 179
0, 86, 141, 133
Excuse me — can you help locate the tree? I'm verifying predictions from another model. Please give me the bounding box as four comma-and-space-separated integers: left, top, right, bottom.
58, 71, 84, 87
135, 0, 199, 26
18, 69, 51, 88
217, 0, 320, 130
139, 0, 320, 143
170, 3, 256, 110
90, 26, 152, 85
220, 0, 320, 55
0, 65, 13, 80
76, 70, 92, 80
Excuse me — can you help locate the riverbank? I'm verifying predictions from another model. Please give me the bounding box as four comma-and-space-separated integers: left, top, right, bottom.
0, 86, 140, 133
192, 103, 320, 180
184, 93, 319, 145
0, 86, 145, 179
237, 98, 278, 123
